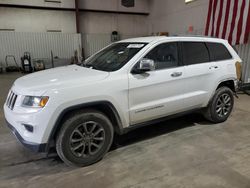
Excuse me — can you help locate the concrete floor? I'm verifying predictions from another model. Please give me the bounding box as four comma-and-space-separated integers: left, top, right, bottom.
1, 73, 250, 188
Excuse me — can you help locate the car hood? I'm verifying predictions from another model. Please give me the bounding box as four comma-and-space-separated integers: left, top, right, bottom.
13, 65, 109, 95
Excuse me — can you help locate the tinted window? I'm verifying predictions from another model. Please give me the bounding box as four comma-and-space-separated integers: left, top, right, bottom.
144, 42, 178, 70
206, 42, 232, 61
182, 42, 209, 65
85, 43, 147, 72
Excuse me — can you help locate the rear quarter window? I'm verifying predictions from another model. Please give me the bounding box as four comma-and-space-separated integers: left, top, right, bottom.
206, 42, 232, 61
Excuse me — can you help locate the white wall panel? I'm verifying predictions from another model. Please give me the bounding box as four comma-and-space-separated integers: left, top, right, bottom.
117, 14, 149, 36
0, 8, 76, 33
0, 0, 75, 8
0, 32, 81, 66
149, 0, 208, 35
79, 12, 148, 36
79, 0, 149, 13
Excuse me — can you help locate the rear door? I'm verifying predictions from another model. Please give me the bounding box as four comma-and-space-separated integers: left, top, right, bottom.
206, 42, 234, 82
181, 41, 218, 109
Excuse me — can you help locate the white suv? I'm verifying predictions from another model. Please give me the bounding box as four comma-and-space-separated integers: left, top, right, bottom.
4, 36, 241, 166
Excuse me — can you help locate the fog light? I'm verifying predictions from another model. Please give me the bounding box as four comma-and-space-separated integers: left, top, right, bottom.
23, 124, 34, 132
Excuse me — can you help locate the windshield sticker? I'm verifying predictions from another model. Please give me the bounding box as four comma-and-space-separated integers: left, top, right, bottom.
118, 51, 125, 54
127, 44, 145, 48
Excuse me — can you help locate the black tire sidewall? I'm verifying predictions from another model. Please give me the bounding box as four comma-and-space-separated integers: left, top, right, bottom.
57, 111, 114, 167
210, 87, 234, 123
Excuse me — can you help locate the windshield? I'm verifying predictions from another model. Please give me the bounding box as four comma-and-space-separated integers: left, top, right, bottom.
84, 42, 147, 72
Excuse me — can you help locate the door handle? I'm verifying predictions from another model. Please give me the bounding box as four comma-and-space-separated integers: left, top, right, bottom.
209, 66, 218, 69
171, 72, 182, 77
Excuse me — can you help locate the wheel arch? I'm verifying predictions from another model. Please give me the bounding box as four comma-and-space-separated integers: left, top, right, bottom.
216, 79, 236, 92
46, 101, 124, 152
206, 79, 236, 107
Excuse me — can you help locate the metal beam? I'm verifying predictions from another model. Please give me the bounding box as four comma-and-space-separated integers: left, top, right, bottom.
80, 8, 149, 15
0, 3, 74, 11
75, 0, 80, 33
0, 4, 149, 15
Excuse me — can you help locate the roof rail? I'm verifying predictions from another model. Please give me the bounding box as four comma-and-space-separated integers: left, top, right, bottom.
168, 34, 222, 39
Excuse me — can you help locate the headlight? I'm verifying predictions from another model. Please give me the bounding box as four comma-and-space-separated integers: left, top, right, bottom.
22, 96, 49, 108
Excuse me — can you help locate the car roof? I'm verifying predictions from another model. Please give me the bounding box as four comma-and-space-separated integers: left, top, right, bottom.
119, 36, 166, 43
119, 36, 228, 44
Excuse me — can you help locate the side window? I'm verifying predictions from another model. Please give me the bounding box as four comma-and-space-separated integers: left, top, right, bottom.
206, 42, 232, 61
144, 42, 179, 70
182, 42, 209, 65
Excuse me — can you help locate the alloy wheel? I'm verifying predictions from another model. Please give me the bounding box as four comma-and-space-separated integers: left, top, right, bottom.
69, 121, 105, 157
215, 93, 232, 117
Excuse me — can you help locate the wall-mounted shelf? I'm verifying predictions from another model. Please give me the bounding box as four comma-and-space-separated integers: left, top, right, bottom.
47, 30, 62, 32
0, 29, 15, 31
44, 0, 61, 3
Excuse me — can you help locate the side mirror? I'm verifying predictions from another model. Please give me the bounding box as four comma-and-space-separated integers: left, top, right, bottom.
133, 58, 155, 74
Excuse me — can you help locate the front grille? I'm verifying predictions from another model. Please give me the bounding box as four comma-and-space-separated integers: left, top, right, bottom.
6, 91, 18, 110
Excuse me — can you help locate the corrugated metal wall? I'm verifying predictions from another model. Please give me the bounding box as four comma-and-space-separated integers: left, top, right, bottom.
0, 32, 82, 67
82, 34, 110, 58
235, 43, 250, 83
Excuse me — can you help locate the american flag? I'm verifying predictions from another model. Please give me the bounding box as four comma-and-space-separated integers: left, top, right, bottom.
205, 0, 250, 45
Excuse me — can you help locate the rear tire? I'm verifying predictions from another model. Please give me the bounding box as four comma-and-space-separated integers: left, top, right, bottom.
56, 109, 114, 167
204, 87, 234, 123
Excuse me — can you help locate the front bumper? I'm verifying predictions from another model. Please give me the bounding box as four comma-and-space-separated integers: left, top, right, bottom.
5, 119, 47, 152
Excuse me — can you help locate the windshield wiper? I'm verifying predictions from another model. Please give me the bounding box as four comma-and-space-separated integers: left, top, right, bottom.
83, 63, 99, 70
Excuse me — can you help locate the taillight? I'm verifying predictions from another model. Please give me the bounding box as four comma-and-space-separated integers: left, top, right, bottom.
235, 61, 242, 81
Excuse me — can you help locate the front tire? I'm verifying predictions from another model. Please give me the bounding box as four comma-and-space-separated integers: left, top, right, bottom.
56, 109, 114, 167
204, 87, 234, 123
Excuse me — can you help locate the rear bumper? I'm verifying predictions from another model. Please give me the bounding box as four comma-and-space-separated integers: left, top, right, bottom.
234, 79, 239, 91
5, 119, 47, 152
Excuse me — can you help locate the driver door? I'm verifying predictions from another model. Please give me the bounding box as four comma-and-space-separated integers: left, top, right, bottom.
128, 42, 186, 125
